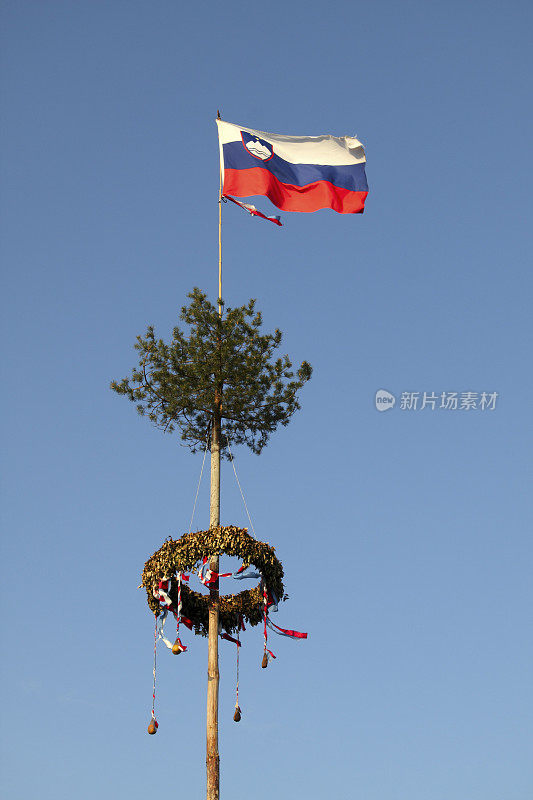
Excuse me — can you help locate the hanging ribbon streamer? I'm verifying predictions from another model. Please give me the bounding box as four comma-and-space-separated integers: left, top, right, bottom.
233, 564, 262, 581
198, 558, 212, 586
156, 608, 191, 652
152, 566, 304, 662
172, 571, 187, 654
156, 610, 174, 650
266, 590, 279, 613
221, 632, 241, 646
223, 194, 283, 226
148, 616, 159, 734
154, 577, 173, 610
266, 618, 308, 639
153, 575, 192, 647
198, 557, 233, 586
233, 616, 245, 722
261, 580, 306, 666
199, 558, 264, 586
153, 575, 189, 609
262, 583, 273, 666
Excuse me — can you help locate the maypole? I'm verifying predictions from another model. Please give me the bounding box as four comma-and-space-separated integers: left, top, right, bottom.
113, 114, 324, 800
206, 111, 223, 800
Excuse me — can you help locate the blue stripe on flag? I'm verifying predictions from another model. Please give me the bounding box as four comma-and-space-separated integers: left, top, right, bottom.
223, 142, 368, 192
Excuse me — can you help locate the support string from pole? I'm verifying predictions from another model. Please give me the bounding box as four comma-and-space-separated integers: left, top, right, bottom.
227, 438, 257, 539
188, 429, 210, 533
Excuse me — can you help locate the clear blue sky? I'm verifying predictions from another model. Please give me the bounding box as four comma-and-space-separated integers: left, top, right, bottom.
1, 2, 532, 798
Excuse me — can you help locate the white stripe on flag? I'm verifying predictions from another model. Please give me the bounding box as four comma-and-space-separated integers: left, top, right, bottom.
216, 119, 366, 166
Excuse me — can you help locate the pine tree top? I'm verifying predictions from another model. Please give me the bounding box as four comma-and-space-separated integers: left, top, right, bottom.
111, 287, 312, 455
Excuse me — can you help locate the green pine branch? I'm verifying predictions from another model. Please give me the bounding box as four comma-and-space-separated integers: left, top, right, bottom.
111, 288, 312, 456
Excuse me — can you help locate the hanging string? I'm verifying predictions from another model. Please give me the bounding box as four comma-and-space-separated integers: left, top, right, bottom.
262, 584, 269, 668
233, 616, 243, 722
261, 583, 276, 668
189, 429, 210, 533
148, 616, 159, 734
172, 572, 187, 654
236, 627, 240, 704
227, 438, 256, 538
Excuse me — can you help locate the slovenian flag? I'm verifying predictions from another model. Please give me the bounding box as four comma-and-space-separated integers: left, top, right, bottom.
217, 119, 368, 215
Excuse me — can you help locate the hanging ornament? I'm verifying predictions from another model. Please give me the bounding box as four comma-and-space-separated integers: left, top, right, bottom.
172, 637, 186, 655
148, 616, 159, 734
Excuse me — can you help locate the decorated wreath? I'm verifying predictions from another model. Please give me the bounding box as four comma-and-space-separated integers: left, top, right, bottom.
141, 525, 285, 635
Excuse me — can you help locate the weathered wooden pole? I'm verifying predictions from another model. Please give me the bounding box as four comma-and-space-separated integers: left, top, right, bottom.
206, 395, 221, 800
207, 147, 223, 800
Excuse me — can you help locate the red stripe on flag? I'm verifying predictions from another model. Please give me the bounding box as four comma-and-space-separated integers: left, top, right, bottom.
223, 167, 367, 214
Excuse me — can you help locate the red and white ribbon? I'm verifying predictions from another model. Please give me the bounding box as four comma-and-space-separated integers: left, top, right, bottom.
154, 577, 173, 610
266, 618, 307, 639
153, 573, 191, 650
151, 615, 159, 725
156, 610, 174, 650
223, 194, 283, 226
262, 581, 307, 660
198, 556, 233, 586
175, 571, 186, 649
152, 569, 305, 660
221, 632, 241, 646
263, 583, 273, 660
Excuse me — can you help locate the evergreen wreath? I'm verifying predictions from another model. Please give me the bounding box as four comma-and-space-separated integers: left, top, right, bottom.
142, 526, 285, 635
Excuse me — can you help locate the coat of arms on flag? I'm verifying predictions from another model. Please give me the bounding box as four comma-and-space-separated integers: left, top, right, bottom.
217, 119, 368, 215
241, 131, 274, 161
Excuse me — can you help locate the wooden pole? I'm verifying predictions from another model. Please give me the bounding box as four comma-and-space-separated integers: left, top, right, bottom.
206, 398, 221, 800
207, 119, 223, 800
